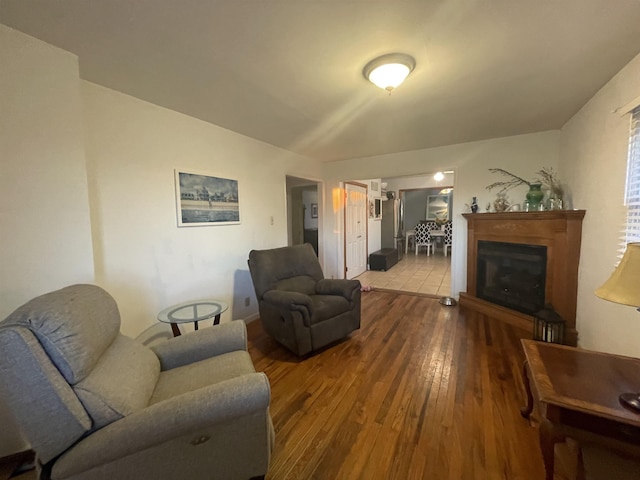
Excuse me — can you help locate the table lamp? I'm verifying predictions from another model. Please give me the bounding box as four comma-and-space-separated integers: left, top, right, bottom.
595, 242, 640, 411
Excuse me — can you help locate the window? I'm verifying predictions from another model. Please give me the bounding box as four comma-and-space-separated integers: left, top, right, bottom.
625, 107, 640, 244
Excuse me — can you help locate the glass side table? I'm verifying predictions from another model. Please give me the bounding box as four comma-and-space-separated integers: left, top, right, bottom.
157, 299, 228, 337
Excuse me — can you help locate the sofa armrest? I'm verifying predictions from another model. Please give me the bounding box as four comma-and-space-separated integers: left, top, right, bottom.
262, 290, 312, 310
51, 373, 271, 478
316, 278, 361, 300
150, 320, 247, 371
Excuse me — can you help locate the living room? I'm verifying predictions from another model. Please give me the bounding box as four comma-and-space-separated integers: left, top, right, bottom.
2, 1, 640, 477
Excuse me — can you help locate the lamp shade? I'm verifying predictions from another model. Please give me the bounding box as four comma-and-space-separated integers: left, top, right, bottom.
363, 53, 415, 92
595, 243, 640, 307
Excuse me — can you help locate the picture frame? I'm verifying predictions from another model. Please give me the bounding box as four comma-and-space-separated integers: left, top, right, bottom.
311, 203, 318, 218
174, 169, 240, 226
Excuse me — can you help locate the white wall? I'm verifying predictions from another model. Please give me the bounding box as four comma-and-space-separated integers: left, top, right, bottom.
0, 25, 95, 456
82, 82, 322, 338
560, 52, 640, 356
321, 131, 561, 297
383, 172, 454, 193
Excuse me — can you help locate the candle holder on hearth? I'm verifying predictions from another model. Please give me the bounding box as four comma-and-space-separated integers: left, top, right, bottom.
533, 305, 565, 344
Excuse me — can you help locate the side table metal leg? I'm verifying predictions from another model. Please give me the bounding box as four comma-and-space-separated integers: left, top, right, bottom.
213, 314, 221, 325
170, 322, 181, 337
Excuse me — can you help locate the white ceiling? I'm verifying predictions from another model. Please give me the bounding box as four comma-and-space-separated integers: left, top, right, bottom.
2, 0, 640, 162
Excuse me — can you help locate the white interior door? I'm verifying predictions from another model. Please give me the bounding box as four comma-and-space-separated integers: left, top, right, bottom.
345, 183, 367, 279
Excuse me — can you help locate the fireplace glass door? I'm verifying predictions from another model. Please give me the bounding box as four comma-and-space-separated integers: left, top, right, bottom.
476, 241, 547, 315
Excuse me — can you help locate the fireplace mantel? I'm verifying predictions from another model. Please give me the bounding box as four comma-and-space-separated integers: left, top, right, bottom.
460, 210, 586, 345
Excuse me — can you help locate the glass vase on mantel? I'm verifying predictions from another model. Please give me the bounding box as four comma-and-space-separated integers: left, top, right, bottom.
493, 192, 510, 212
546, 194, 564, 211
470, 197, 479, 213
525, 183, 544, 211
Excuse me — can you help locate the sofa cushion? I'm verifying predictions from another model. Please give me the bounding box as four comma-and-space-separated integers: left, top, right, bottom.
4, 284, 121, 384
74, 334, 160, 430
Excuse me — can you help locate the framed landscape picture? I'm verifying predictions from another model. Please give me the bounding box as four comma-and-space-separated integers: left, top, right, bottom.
174, 169, 240, 226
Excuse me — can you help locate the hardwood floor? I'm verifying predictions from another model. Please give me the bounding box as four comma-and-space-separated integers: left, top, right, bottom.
4, 291, 555, 479
248, 290, 546, 480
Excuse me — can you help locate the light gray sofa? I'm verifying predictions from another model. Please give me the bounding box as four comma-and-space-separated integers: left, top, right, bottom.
248, 243, 361, 356
0, 284, 273, 480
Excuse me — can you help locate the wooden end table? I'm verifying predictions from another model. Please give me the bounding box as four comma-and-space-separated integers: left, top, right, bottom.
520, 339, 640, 479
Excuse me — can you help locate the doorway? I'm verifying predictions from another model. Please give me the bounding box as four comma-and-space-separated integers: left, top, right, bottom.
345, 172, 454, 296
286, 176, 321, 256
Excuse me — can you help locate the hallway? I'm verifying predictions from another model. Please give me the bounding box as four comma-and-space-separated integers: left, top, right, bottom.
355, 252, 451, 296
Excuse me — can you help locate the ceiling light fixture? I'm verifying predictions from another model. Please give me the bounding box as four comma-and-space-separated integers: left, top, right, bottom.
434, 172, 445, 182
363, 53, 415, 92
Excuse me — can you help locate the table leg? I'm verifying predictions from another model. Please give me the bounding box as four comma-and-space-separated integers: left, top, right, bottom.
539, 419, 567, 480
170, 323, 181, 337
194, 321, 199, 331
213, 314, 221, 325
520, 360, 534, 418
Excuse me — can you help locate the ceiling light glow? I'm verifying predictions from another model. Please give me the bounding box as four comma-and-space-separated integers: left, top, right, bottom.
363, 53, 415, 92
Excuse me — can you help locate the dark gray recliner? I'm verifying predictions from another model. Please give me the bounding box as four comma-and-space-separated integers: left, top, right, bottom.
248, 243, 361, 356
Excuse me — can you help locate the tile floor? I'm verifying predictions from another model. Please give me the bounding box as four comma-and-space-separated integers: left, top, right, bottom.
356, 250, 451, 296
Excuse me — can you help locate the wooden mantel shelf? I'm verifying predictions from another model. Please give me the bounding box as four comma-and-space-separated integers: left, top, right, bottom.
462, 210, 586, 223
461, 210, 586, 345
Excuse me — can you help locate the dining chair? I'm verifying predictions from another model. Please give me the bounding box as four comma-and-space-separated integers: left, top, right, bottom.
443, 221, 453, 257
414, 223, 433, 256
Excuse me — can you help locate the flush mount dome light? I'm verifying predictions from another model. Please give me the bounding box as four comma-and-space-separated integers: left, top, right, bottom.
363, 53, 416, 92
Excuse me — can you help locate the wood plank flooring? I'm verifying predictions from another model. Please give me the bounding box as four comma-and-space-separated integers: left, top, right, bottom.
3, 290, 552, 480
248, 290, 546, 480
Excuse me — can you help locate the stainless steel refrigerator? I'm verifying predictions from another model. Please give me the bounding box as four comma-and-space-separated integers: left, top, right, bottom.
381, 196, 404, 260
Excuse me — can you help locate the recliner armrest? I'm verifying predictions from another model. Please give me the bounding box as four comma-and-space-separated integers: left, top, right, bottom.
150, 320, 247, 371
316, 278, 361, 300
262, 290, 312, 309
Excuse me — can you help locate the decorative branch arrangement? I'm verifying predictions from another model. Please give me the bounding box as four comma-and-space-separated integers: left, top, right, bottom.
485, 168, 533, 193
486, 167, 564, 196
536, 167, 564, 197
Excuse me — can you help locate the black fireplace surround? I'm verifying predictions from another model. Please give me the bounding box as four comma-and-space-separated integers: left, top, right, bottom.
476, 240, 547, 315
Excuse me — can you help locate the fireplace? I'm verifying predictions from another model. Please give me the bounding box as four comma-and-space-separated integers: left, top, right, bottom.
477, 241, 547, 315
460, 210, 585, 346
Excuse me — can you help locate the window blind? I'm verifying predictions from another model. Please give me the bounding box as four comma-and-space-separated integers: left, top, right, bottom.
625, 107, 640, 244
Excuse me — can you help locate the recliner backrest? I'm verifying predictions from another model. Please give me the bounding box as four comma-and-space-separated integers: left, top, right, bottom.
0, 285, 160, 462
248, 244, 324, 299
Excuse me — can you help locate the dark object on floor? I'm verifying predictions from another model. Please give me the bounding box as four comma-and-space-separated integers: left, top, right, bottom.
248, 243, 361, 356
369, 248, 398, 271
619, 392, 640, 412
0, 285, 273, 480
